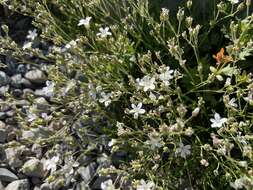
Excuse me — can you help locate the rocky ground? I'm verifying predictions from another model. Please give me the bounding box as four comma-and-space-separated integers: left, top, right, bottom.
0, 7, 122, 190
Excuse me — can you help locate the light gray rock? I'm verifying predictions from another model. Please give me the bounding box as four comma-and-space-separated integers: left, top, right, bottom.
0, 112, 6, 120
40, 182, 51, 190
0, 71, 9, 86
5, 179, 30, 190
0, 128, 7, 143
0, 85, 9, 96
11, 74, 23, 88
77, 162, 97, 184
5, 147, 23, 168
22, 158, 44, 178
21, 126, 52, 141
34, 97, 50, 111
0, 168, 18, 182
76, 181, 90, 190
25, 69, 47, 84
0, 121, 6, 143
0, 181, 4, 190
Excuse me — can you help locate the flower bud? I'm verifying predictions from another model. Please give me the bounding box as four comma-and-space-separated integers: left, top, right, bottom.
187, 0, 192, 9
192, 107, 200, 117
177, 8, 185, 21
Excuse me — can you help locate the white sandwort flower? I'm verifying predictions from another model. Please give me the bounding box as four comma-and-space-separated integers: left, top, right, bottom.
138, 76, 156, 91
228, 98, 238, 108
175, 143, 191, 158
210, 113, 227, 128
101, 179, 118, 190
129, 103, 145, 119
26, 29, 38, 40
99, 92, 112, 107
43, 156, 60, 173
159, 66, 174, 86
108, 139, 117, 147
23, 41, 33, 50
137, 179, 155, 190
78, 17, 92, 27
97, 27, 112, 38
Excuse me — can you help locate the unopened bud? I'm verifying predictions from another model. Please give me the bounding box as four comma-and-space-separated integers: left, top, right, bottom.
192, 107, 200, 117
187, 0, 192, 9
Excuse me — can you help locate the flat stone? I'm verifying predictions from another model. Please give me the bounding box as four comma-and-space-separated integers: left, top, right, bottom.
0, 168, 18, 182
5, 179, 30, 190
0, 71, 10, 86
25, 69, 47, 84
77, 162, 97, 184
0, 112, 6, 120
22, 158, 44, 178
5, 147, 23, 168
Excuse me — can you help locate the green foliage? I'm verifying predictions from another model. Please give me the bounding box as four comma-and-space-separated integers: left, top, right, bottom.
1, 0, 253, 189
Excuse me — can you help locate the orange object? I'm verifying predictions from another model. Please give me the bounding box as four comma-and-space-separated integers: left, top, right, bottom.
213, 48, 232, 65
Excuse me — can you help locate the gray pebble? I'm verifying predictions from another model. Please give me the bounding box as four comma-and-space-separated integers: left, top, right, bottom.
5, 179, 30, 190
0, 71, 10, 87
25, 69, 47, 84
0, 168, 18, 182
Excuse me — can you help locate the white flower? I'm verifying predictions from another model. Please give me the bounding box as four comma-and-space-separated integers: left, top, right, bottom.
101, 179, 118, 190
23, 41, 33, 50
200, 159, 209, 167
225, 77, 231, 87
229, 0, 239, 4
43, 156, 60, 173
159, 66, 174, 86
175, 143, 191, 158
137, 179, 155, 190
99, 92, 112, 107
27, 112, 37, 122
108, 139, 117, 147
97, 27, 112, 38
65, 40, 77, 49
210, 113, 227, 128
146, 133, 163, 150
230, 177, 245, 189
129, 103, 145, 119
228, 98, 238, 108
26, 29, 38, 40
138, 76, 156, 91
78, 17, 92, 27
41, 81, 55, 97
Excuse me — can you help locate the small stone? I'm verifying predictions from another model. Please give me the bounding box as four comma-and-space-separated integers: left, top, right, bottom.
21, 78, 33, 88
76, 181, 90, 190
0, 71, 10, 86
0, 85, 9, 96
0, 112, 6, 120
14, 100, 30, 107
40, 182, 51, 190
12, 89, 23, 97
5, 179, 30, 190
5, 147, 23, 168
25, 69, 47, 84
77, 162, 97, 184
22, 158, 45, 178
0, 168, 18, 182
0, 121, 7, 143
11, 74, 23, 88
34, 97, 50, 111
0, 129, 7, 143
